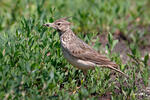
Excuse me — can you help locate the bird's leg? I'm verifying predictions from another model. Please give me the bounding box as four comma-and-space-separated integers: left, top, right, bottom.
83, 70, 88, 82
73, 70, 87, 94
83, 70, 87, 76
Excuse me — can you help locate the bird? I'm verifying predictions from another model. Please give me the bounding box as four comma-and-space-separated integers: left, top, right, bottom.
43, 17, 128, 78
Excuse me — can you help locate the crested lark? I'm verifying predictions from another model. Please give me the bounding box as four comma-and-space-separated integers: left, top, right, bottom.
43, 17, 128, 78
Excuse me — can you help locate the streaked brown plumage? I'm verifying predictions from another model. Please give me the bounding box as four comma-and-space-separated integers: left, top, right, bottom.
43, 17, 128, 78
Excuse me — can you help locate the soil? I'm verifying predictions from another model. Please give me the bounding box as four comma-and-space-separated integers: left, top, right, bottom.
98, 31, 150, 65
96, 26, 150, 99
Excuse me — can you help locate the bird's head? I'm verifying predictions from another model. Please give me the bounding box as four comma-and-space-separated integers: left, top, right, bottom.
43, 17, 71, 32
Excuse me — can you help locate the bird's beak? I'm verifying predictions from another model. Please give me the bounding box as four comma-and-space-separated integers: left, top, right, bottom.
43, 23, 54, 28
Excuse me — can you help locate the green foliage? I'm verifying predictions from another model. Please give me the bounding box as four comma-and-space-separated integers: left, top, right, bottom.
0, 0, 150, 99
106, 33, 119, 54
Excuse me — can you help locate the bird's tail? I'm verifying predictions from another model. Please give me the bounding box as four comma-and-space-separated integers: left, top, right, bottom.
99, 63, 129, 78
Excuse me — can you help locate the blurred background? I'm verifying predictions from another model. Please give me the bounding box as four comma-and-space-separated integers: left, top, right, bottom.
1, 0, 150, 32
0, 0, 150, 99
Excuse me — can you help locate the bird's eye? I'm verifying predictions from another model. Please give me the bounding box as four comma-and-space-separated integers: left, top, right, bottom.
57, 23, 61, 26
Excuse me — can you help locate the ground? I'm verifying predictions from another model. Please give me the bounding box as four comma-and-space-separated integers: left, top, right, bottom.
0, 0, 150, 99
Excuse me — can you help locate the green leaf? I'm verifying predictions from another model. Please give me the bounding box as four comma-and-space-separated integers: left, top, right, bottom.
143, 54, 149, 65
0, 50, 3, 59
112, 39, 118, 50
108, 33, 113, 45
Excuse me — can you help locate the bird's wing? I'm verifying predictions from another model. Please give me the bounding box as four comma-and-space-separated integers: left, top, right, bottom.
67, 38, 117, 67
67, 37, 129, 78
